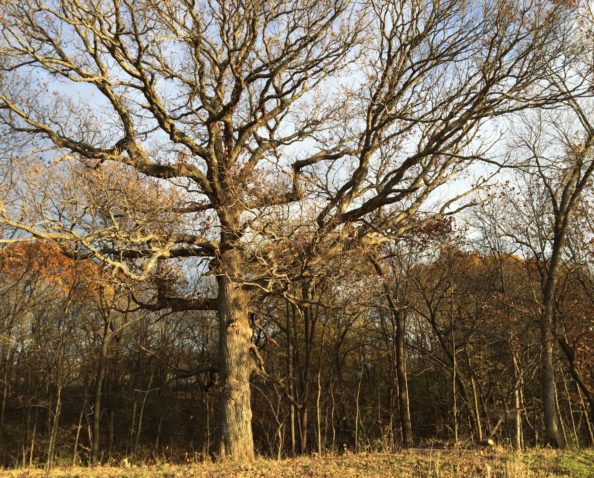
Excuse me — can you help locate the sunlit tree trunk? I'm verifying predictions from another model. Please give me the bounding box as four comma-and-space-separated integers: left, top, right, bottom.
216, 240, 255, 461
470, 376, 483, 443
512, 351, 524, 450
395, 309, 412, 447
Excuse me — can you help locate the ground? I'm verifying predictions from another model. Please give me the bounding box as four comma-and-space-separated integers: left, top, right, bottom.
0, 449, 592, 478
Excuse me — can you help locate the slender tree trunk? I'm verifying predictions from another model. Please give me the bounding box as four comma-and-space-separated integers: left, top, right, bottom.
541, 268, 563, 447
286, 300, 296, 456
128, 399, 137, 454
204, 395, 210, 455
512, 352, 523, 450
73, 394, 87, 465
155, 415, 163, 456
388, 371, 396, 449
29, 408, 38, 468
108, 410, 114, 462
555, 378, 568, 445
299, 406, 308, 453
557, 337, 594, 431
0, 348, 11, 457
395, 310, 413, 447
355, 370, 362, 453
297, 282, 315, 455
330, 382, 336, 450
216, 244, 255, 461
470, 376, 483, 442
91, 328, 111, 464
451, 316, 459, 446
577, 387, 594, 446
134, 371, 153, 455
46, 384, 62, 469
368, 256, 413, 447
562, 371, 579, 447
316, 370, 322, 455
514, 385, 523, 450
541, 322, 562, 446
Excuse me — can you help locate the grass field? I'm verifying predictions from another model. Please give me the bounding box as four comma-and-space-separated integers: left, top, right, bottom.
0, 449, 592, 478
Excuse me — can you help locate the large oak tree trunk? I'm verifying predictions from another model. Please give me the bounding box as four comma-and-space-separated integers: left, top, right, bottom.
216, 246, 255, 461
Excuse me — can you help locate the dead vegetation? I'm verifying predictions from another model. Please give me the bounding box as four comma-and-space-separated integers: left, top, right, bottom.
1, 450, 592, 478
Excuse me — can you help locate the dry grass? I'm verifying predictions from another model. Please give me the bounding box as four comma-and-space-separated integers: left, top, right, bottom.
0, 449, 592, 478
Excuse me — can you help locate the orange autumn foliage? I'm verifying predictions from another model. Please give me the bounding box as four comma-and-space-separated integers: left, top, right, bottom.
0, 241, 112, 302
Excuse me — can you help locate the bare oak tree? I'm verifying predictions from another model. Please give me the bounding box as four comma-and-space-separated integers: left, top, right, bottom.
0, 0, 573, 460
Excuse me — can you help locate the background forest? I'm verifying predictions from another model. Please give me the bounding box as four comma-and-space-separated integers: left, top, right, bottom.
0, 187, 592, 467
0, 0, 593, 470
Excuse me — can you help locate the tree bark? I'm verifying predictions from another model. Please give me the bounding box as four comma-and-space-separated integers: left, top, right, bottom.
91, 325, 112, 464
395, 310, 413, 447
540, 250, 563, 447
512, 351, 524, 450
216, 245, 255, 461
46, 384, 62, 469
470, 376, 483, 443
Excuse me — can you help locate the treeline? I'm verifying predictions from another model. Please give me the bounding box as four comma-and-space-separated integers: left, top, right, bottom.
0, 205, 592, 466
